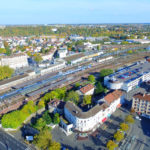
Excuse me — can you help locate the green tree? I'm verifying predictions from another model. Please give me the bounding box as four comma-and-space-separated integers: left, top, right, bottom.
48, 141, 61, 150
125, 115, 134, 124
127, 50, 133, 54
22, 101, 37, 115
43, 91, 59, 101
121, 41, 129, 45
53, 113, 60, 124
6, 47, 12, 56
33, 118, 46, 130
97, 45, 101, 50
120, 123, 129, 131
88, 75, 95, 83
0, 48, 6, 54
75, 82, 80, 88
49, 91, 59, 100
66, 91, 79, 104
100, 69, 113, 78
1, 110, 25, 129
0, 66, 14, 81
34, 129, 52, 150
42, 111, 52, 125
1, 101, 37, 129
114, 131, 124, 142
106, 140, 118, 150
38, 99, 45, 109
95, 82, 104, 94
83, 95, 92, 105
33, 53, 43, 63
27, 51, 32, 57
54, 87, 66, 100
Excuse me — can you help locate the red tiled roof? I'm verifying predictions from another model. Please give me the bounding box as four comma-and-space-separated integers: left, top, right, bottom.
104, 90, 123, 104
133, 93, 150, 102
80, 84, 94, 94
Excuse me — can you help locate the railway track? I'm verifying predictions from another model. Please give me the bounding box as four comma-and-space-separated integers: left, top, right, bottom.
1, 52, 150, 115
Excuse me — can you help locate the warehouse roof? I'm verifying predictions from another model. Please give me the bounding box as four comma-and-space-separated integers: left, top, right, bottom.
107, 61, 150, 84
0, 74, 28, 86
64, 53, 85, 62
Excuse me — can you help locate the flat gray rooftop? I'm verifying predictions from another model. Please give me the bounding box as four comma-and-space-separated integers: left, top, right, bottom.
108, 61, 150, 83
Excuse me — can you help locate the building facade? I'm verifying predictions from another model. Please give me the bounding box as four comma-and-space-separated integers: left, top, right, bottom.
132, 93, 150, 118
64, 90, 124, 133
104, 61, 150, 92
40, 59, 66, 75
0, 53, 28, 69
77, 84, 95, 95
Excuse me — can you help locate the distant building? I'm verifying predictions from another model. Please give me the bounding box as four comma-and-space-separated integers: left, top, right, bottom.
69, 35, 84, 41
41, 53, 53, 61
40, 59, 66, 75
97, 56, 113, 63
57, 48, 68, 58
51, 28, 58, 32
41, 47, 56, 61
126, 39, 150, 44
0, 53, 28, 69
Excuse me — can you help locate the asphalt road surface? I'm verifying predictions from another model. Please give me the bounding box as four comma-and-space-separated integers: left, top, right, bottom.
0, 129, 31, 150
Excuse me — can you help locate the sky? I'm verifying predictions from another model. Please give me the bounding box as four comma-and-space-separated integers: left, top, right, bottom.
0, 0, 150, 24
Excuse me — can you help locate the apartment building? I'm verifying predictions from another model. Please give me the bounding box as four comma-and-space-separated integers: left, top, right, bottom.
57, 48, 68, 58
40, 59, 66, 75
132, 93, 150, 118
0, 53, 28, 69
64, 90, 124, 133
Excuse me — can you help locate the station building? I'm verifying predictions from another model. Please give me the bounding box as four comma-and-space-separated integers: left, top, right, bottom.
104, 60, 150, 92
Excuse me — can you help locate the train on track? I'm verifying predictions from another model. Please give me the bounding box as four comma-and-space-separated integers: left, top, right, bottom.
0, 64, 92, 101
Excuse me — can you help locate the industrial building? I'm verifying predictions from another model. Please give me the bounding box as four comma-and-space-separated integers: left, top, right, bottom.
104, 60, 150, 92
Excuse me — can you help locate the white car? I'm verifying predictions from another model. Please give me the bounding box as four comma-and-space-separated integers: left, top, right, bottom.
135, 116, 141, 121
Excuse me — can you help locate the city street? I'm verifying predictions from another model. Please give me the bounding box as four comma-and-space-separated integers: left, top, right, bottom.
0, 129, 31, 150
130, 117, 150, 150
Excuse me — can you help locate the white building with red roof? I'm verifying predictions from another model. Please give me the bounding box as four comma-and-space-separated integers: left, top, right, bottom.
77, 84, 95, 95
64, 90, 124, 134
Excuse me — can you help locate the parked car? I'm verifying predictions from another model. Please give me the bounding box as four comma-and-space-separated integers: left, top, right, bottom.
135, 116, 141, 121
